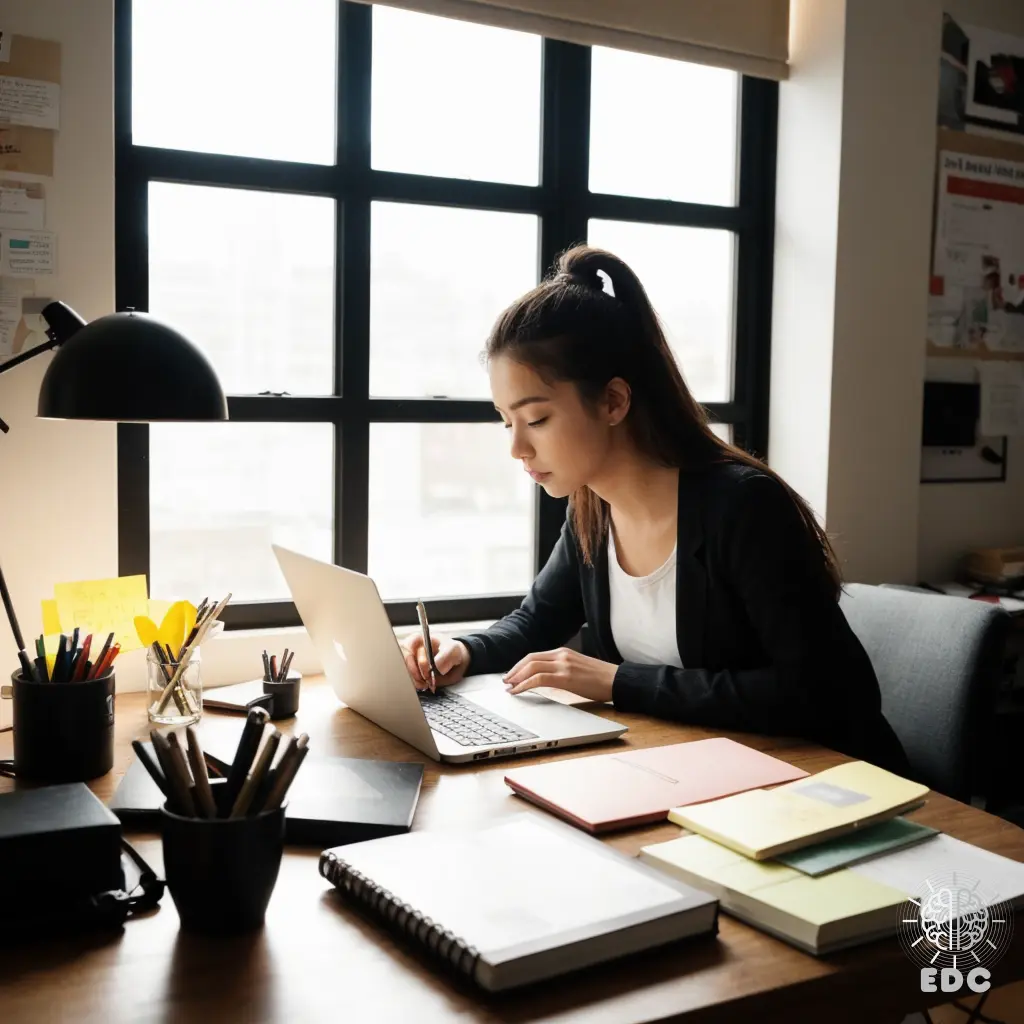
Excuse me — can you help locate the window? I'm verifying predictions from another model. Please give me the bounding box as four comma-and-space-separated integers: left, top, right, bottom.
117, 0, 777, 630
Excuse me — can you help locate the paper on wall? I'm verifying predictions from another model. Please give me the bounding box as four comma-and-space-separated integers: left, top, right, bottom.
0, 30, 11, 63
0, 75, 59, 130
0, 180, 43, 230
0, 123, 52, 176
0, 228, 54, 275
979, 362, 1024, 437
0, 277, 18, 357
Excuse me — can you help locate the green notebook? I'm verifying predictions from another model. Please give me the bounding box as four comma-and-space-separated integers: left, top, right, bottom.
775, 817, 938, 876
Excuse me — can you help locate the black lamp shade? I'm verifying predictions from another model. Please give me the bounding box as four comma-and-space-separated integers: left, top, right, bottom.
37, 309, 228, 421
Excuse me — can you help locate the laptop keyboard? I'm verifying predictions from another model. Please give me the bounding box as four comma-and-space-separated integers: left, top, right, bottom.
418, 689, 539, 747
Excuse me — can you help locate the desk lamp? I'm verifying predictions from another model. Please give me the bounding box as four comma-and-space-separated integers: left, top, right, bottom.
0, 301, 229, 679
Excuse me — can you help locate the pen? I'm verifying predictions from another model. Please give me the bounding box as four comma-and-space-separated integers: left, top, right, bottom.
269, 654, 278, 682
131, 738, 170, 798
279, 649, 295, 681
88, 632, 115, 680
262, 732, 308, 811
165, 730, 197, 817
151, 730, 190, 815
262, 649, 271, 682
415, 601, 440, 693
72, 633, 93, 682
54, 634, 67, 683
250, 734, 292, 815
185, 726, 217, 818
222, 706, 270, 813
230, 728, 281, 818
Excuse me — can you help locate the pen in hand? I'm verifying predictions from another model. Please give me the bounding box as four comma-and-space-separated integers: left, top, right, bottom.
415, 600, 439, 693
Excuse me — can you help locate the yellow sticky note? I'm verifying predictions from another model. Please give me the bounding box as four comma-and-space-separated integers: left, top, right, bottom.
41, 599, 61, 635
53, 575, 149, 653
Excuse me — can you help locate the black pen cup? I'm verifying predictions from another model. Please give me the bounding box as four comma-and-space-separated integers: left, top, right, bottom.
4, 669, 115, 782
160, 793, 286, 935
263, 672, 301, 720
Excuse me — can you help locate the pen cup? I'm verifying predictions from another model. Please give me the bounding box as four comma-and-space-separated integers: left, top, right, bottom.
263, 671, 301, 720
147, 648, 202, 727
160, 795, 286, 935
1, 669, 115, 782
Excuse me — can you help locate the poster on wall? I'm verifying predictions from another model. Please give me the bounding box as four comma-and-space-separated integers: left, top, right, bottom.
929, 149, 1024, 355
941, 15, 1024, 137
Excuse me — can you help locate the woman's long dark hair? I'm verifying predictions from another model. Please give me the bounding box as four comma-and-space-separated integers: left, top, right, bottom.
485, 244, 842, 597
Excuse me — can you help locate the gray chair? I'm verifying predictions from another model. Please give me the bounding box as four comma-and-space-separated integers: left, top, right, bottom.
839, 583, 1010, 803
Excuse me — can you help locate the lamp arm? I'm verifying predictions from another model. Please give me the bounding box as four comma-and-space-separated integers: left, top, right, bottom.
0, 300, 87, 434
0, 336, 61, 377
0, 338, 61, 434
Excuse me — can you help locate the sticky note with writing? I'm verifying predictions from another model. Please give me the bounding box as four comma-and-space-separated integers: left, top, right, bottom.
53, 575, 149, 653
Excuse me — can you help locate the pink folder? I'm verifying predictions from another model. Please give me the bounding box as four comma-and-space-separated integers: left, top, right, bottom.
504, 737, 809, 834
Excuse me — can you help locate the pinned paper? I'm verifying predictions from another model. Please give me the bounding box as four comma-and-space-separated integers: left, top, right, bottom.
0, 228, 54, 276
53, 575, 150, 653
0, 31, 11, 64
0, 180, 44, 230
980, 362, 1024, 437
0, 75, 59, 130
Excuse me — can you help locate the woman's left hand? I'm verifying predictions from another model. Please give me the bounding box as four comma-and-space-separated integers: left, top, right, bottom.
503, 647, 617, 701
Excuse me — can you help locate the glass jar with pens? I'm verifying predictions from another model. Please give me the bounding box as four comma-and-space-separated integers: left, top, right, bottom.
144, 593, 231, 727
147, 645, 202, 726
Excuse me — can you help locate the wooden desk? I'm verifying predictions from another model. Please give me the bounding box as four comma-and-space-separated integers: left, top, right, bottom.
2, 677, 1023, 1024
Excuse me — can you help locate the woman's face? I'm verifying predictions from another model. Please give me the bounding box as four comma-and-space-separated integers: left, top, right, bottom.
489, 355, 626, 499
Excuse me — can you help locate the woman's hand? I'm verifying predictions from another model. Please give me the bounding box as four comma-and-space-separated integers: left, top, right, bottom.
502, 648, 617, 702
399, 633, 471, 691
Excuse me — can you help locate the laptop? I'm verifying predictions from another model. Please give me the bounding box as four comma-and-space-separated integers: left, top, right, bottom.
272, 545, 627, 763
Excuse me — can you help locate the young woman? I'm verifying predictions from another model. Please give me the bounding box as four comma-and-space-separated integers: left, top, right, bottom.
399, 245, 909, 773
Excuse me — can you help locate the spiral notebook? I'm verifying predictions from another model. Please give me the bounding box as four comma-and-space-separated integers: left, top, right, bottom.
319, 815, 717, 992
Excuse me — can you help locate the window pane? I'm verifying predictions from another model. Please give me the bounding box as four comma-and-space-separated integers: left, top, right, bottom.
372, 7, 541, 185
150, 423, 334, 602
710, 423, 733, 444
588, 220, 735, 402
589, 48, 739, 206
148, 183, 335, 396
132, 0, 337, 164
370, 203, 538, 399
369, 423, 534, 601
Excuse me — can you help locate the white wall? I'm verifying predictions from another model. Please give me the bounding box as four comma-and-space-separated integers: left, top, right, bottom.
0, 1, 117, 729
771, 0, 939, 585
917, 0, 1024, 581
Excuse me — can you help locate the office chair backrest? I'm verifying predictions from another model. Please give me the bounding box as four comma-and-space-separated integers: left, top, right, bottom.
839, 583, 1009, 802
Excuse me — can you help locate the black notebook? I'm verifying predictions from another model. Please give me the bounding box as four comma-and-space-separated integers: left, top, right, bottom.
320, 815, 718, 992
0, 783, 123, 914
110, 743, 424, 847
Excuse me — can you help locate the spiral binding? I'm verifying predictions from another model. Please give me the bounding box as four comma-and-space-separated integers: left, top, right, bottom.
319, 850, 481, 980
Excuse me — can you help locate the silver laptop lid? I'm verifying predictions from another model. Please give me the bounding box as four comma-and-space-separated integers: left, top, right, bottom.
271, 544, 439, 758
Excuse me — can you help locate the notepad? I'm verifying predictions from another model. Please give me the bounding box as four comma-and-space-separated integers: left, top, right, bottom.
319, 815, 718, 991
504, 737, 809, 833
776, 817, 939, 876
669, 761, 929, 860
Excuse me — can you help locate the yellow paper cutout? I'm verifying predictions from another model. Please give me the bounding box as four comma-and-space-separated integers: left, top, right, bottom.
134, 600, 197, 653
134, 615, 160, 649
53, 575, 149, 653
41, 599, 61, 635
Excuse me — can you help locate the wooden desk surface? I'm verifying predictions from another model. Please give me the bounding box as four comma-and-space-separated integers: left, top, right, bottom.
2, 677, 1023, 1024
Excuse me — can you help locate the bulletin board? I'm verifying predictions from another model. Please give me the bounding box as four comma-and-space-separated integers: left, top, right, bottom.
927, 127, 1024, 362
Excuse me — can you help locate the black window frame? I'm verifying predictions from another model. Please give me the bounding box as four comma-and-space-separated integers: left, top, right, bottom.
114, 0, 778, 632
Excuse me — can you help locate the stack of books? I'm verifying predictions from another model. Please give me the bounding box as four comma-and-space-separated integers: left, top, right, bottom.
640, 761, 1024, 954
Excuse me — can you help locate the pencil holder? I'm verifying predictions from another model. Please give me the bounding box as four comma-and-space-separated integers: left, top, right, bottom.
160, 796, 286, 935
147, 648, 202, 727
2, 669, 115, 782
263, 672, 301, 720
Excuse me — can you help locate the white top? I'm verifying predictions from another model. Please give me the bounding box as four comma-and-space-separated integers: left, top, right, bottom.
607, 527, 683, 668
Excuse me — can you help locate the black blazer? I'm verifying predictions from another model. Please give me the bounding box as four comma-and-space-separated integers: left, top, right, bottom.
456, 462, 910, 775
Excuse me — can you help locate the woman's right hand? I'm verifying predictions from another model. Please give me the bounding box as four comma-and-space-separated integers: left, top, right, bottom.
399, 633, 471, 691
